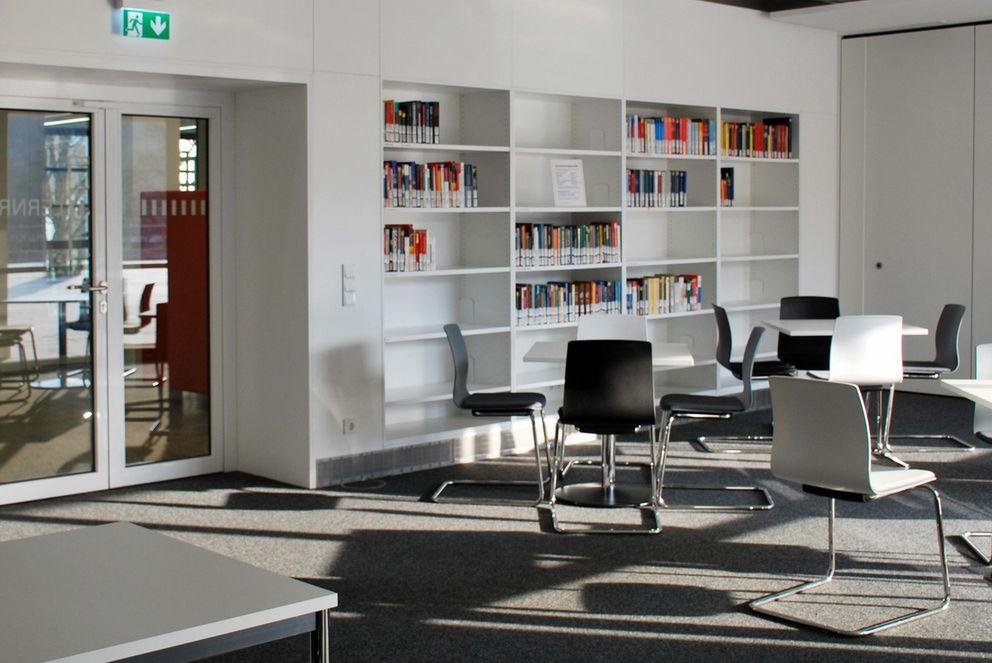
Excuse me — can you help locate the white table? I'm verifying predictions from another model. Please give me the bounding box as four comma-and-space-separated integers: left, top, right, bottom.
939, 379, 992, 570
2, 292, 90, 389
0, 522, 337, 662
761, 318, 929, 336
524, 340, 695, 368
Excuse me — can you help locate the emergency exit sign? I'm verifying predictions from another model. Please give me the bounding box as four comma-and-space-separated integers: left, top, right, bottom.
121, 8, 171, 40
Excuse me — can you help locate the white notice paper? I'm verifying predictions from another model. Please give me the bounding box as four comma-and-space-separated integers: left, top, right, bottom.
550, 159, 587, 207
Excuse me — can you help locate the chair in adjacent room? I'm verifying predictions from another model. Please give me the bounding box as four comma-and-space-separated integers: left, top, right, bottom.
749, 376, 950, 636
655, 326, 774, 511
695, 304, 794, 452
123, 283, 156, 336
549, 339, 661, 534
430, 323, 550, 505
776, 295, 840, 372
808, 315, 906, 466
888, 303, 973, 453
0, 326, 39, 403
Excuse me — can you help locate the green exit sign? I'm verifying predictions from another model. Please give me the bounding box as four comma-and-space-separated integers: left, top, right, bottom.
121, 8, 171, 40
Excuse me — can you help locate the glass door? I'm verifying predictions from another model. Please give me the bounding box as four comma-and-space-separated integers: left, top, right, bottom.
108, 109, 222, 487
0, 103, 110, 503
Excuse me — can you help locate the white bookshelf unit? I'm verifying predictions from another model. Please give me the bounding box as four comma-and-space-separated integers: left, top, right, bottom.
381, 81, 799, 447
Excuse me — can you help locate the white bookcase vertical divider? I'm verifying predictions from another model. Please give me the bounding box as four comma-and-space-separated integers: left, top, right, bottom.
381, 81, 799, 447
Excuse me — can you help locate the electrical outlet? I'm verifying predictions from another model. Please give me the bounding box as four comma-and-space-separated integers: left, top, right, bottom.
342, 418, 358, 435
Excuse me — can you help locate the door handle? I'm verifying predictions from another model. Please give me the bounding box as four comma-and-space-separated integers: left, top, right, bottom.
68, 281, 110, 293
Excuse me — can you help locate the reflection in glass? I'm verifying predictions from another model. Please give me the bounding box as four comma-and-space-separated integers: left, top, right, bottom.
121, 116, 210, 466
0, 110, 95, 485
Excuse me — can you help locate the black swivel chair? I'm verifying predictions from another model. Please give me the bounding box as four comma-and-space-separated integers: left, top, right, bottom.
656, 326, 774, 511
549, 340, 661, 534
777, 295, 840, 372
889, 303, 973, 453
431, 323, 550, 505
696, 305, 794, 452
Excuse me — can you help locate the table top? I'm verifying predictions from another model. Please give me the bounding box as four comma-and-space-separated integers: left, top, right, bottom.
940, 379, 992, 409
1, 293, 88, 304
761, 318, 929, 337
0, 522, 337, 663
524, 340, 695, 368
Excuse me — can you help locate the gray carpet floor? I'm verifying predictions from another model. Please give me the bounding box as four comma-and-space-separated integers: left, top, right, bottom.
0, 392, 990, 662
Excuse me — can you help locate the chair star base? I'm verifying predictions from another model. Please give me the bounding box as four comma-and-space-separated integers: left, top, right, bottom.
749, 488, 951, 637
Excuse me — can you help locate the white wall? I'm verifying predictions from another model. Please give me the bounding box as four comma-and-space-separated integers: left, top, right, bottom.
233, 85, 311, 487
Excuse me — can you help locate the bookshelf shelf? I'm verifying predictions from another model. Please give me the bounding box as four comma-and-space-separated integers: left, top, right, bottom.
384, 143, 510, 153
381, 86, 800, 448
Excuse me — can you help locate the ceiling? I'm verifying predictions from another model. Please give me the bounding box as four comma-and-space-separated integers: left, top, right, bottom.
705, 0, 992, 35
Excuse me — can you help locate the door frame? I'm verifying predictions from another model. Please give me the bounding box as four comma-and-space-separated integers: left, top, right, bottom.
0, 96, 111, 504
106, 102, 225, 488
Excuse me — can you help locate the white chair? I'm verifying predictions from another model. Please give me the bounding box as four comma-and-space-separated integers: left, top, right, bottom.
576, 314, 647, 341
962, 343, 992, 564
809, 315, 905, 465
750, 376, 950, 636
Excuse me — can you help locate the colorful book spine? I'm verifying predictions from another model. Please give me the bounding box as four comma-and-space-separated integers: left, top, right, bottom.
514, 221, 621, 267
626, 115, 717, 156
626, 169, 687, 208
383, 225, 435, 272
383, 100, 440, 144
720, 167, 735, 207
720, 117, 793, 159
625, 274, 702, 315
383, 160, 479, 208
515, 280, 622, 327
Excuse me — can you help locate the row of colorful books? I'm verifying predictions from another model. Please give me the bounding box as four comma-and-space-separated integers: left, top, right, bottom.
383, 100, 439, 144
515, 280, 622, 326
627, 115, 717, 156
383, 224, 435, 272
626, 274, 702, 315
514, 222, 620, 267
383, 160, 479, 208
626, 169, 687, 208
721, 118, 793, 159
720, 167, 735, 207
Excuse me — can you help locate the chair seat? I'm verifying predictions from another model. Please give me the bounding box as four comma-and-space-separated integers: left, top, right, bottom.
463, 391, 545, 414
728, 359, 794, 379
660, 393, 745, 415
869, 466, 936, 497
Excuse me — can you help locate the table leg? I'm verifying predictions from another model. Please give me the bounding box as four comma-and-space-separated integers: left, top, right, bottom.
601, 434, 616, 490
309, 609, 330, 663
57, 301, 67, 368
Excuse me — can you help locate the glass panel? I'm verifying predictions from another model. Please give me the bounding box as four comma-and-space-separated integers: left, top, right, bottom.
121, 116, 209, 466
0, 110, 95, 484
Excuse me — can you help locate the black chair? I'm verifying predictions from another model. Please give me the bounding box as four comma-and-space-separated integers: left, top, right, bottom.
549, 339, 661, 534
696, 305, 794, 452
889, 303, 973, 453
777, 295, 839, 371
430, 323, 550, 505
656, 327, 774, 511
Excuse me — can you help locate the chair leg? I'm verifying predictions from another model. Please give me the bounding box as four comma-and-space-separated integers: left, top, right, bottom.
961, 532, 992, 566
658, 412, 774, 512
749, 487, 951, 636
872, 387, 909, 468
430, 410, 548, 506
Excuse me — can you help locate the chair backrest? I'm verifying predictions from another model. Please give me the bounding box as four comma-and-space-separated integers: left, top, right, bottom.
736, 325, 765, 410
777, 296, 839, 371
711, 305, 733, 371
560, 340, 655, 430
576, 314, 647, 341
769, 376, 874, 495
931, 304, 966, 370
829, 315, 904, 385
443, 323, 471, 408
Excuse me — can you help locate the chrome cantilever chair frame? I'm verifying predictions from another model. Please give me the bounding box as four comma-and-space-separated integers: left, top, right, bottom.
431, 324, 552, 506
750, 376, 951, 636
888, 304, 973, 453
0, 327, 38, 403
656, 327, 774, 511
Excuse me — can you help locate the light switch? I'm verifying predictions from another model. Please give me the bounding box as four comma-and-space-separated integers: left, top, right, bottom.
342, 263, 357, 306
342, 263, 356, 279
343, 291, 357, 307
